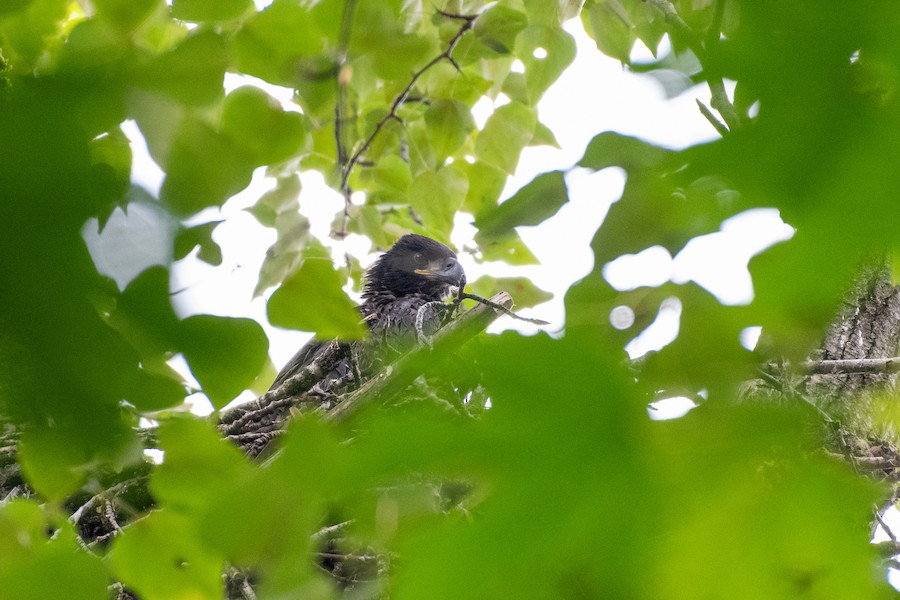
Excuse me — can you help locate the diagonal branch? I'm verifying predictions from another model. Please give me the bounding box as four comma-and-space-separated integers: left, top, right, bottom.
326, 292, 512, 422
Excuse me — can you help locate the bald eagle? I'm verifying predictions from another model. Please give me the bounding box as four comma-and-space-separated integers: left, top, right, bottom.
269, 234, 466, 400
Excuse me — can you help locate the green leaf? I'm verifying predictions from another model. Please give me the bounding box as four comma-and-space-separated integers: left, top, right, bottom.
582, 0, 635, 64
475, 102, 537, 174
180, 315, 269, 409
424, 99, 475, 164
17, 428, 88, 501
473, 4, 528, 55
160, 118, 255, 216
471, 275, 553, 309
0, 502, 108, 600
94, 0, 162, 31
409, 165, 468, 241
175, 221, 223, 266
110, 266, 181, 356
89, 126, 133, 228
0, 0, 66, 70
529, 120, 560, 148
267, 249, 367, 339
171, 0, 251, 22
152, 418, 253, 515
231, 1, 334, 87
461, 160, 507, 218
109, 509, 224, 600
134, 30, 227, 106
476, 231, 540, 266
579, 131, 672, 172
515, 25, 577, 104
222, 86, 308, 165
475, 170, 568, 239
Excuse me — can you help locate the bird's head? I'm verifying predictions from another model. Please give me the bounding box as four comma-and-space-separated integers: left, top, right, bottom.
364, 234, 466, 300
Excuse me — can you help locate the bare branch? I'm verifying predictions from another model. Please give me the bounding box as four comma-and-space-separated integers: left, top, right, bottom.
801, 357, 900, 375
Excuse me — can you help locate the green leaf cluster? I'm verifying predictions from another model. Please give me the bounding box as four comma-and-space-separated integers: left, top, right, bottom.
3, 0, 900, 598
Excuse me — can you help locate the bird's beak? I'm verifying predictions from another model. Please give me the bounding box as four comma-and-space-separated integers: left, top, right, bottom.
415, 257, 466, 288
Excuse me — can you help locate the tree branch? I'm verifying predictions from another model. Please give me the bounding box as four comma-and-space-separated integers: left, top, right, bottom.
802, 357, 900, 375
325, 292, 512, 422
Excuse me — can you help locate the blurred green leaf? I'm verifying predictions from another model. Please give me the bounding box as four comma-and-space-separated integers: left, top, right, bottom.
180, 315, 269, 409
153, 418, 253, 514
172, 0, 251, 22
475, 170, 568, 240
134, 30, 227, 106
475, 102, 536, 174
579, 131, 671, 172
93, 0, 162, 31
0, 502, 108, 600
267, 250, 367, 339
160, 118, 255, 215
175, 221, 223, 266
109, 509, 225, 600
0, 0, 66, 71
18, 428, 89, 501
222, 86, 307, 165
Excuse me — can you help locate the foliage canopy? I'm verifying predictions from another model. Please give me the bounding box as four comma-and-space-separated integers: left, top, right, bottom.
1, 0, 900, 598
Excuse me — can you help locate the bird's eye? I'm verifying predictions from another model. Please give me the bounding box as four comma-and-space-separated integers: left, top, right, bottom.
413, 253, 425, 265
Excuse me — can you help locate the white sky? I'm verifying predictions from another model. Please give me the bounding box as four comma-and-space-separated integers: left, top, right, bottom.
84, 17, 793, 413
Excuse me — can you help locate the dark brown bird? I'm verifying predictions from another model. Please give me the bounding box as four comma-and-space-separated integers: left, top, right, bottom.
269, 234, 465, 399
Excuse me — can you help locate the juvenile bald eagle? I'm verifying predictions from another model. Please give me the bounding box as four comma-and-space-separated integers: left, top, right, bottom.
269, 234, 466, 400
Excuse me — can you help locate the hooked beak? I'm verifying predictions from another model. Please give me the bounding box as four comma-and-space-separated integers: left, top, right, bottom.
415, 257, 466, 288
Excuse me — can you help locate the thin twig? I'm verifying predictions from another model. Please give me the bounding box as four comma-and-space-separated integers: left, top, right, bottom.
458, 291, 549, 326
696, 99, 729, 136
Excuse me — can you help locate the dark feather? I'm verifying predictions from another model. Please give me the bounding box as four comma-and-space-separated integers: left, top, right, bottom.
269, 234, 465, 397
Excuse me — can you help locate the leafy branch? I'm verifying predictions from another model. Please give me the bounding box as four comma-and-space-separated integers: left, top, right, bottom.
334, 9, 478, 236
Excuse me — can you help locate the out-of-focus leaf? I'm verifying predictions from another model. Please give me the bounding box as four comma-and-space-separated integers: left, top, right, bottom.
160, 118, 254, 215
0, 502, 108, 600
172, 0, 251, 22
267, 249, 367, 339
134, 30, 227, 106
231, 1, 335, 87
175, 221, 223, 265
0, 0, 66, 70
18, 428, 88, 501
579, 131, 671, 172
180, 315, 269, 409
153, 418, 253, 515
349, 0, 432, 81
109, 266, 180, 356
424, 99, 475, 164
475, 170, 568, 240
582, 0, 635, 64
516, 25, 577, 104
109, 509, 224, 600
471, 275, 553, 309
222, 86, 307, 165
475, 102, 536, 174
94, 0, 162, 31
89, 127, 133, 228
409, 166, 468, 242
